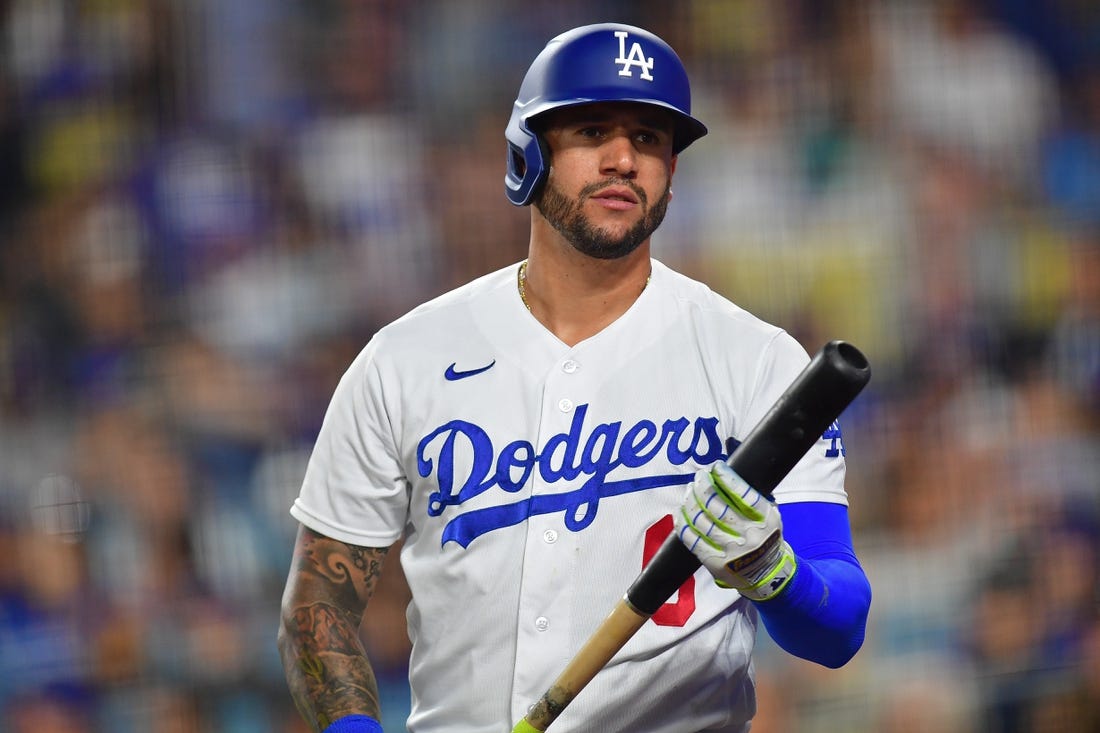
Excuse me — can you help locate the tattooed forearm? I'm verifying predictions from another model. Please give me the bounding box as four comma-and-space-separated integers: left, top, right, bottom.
285, 602, 381, 729
279, 526, 391, 732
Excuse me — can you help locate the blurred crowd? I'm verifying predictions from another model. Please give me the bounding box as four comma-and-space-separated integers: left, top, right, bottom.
0, 1, 1098, 731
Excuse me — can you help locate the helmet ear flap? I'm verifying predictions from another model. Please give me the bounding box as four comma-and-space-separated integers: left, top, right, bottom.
526, 133, 552, 204
509, 144, 527, 179
504, 125, 549, 206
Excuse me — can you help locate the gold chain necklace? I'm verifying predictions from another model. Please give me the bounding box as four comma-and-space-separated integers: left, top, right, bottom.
517, 260, 651, 311
518, 260, 532, 311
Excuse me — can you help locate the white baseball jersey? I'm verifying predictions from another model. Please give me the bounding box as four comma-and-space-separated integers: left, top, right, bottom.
291, 259, 849, 733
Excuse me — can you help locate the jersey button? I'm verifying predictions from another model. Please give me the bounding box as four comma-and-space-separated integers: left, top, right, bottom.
535, 616, 550, 632
543, 529, 558, 544
562, 359, 579, 374
558, 398, 573, 412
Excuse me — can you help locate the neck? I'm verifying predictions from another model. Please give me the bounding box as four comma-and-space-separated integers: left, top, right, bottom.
521, 239, 652, 347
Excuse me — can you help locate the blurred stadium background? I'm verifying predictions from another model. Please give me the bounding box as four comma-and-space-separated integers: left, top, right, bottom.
1, 0, 1098, 731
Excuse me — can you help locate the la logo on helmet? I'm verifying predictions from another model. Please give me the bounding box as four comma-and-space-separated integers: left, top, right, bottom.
614, 31, 655, 81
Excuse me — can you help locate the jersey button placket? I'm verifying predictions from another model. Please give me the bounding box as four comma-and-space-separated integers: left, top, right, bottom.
558, 358, 578, 413
511, 356, 586, 719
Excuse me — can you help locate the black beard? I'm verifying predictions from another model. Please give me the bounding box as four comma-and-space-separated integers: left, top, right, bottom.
535, 177, 671, 260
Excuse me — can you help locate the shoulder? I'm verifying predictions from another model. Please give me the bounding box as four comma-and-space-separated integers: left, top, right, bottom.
372, 263, 519, 350
651, 260, 802, 357
647, 260, 812, 402
329, 263, 519, 390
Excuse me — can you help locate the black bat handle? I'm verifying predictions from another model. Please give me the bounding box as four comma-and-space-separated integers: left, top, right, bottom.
627, 340, 871, 616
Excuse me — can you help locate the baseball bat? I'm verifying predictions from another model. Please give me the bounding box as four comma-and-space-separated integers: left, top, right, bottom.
512, 340, 871, 733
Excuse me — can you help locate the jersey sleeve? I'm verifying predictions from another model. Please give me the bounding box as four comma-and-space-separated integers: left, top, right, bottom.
741, 331, 849, 506
290, 336, 409, 547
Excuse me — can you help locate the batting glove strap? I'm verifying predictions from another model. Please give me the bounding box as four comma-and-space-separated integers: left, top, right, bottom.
726, 541, 797, 602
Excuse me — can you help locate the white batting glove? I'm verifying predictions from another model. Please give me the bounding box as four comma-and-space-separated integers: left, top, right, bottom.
675, 462, 797, 602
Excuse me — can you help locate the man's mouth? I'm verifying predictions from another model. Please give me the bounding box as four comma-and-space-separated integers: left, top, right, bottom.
589, 185, 641, 210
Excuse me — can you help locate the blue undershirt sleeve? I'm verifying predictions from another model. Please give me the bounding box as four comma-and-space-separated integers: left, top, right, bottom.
753, 501, 871, 668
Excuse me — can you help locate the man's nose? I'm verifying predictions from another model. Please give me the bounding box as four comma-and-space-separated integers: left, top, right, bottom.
599, 134, 638, 178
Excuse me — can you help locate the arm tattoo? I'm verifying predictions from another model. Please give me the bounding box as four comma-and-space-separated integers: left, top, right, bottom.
279, 526, 391, 732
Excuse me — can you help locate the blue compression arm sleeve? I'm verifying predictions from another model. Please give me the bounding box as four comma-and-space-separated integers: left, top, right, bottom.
754, 502, 871, 668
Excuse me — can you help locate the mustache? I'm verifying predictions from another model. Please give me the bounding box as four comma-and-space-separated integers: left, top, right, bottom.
578, 179, 648, 207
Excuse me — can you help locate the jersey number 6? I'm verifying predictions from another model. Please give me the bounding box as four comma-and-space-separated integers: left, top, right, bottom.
642, 515, 696, 626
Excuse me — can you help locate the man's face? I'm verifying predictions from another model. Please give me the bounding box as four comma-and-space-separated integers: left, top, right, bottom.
533, 103, 677, 260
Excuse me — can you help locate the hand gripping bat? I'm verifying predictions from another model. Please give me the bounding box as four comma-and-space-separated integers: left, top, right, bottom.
512, 340, 872, 733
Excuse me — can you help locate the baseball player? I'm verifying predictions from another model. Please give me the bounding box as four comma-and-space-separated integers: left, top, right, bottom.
278, 23, 871, 733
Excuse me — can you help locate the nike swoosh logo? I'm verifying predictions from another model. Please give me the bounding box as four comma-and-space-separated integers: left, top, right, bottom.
444, 360, 496, 381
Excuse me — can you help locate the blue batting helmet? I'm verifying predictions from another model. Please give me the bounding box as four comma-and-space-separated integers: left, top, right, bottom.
504, 23, 708, 206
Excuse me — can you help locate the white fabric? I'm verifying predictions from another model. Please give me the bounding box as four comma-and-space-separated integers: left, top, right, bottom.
291, 259, 848, 732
